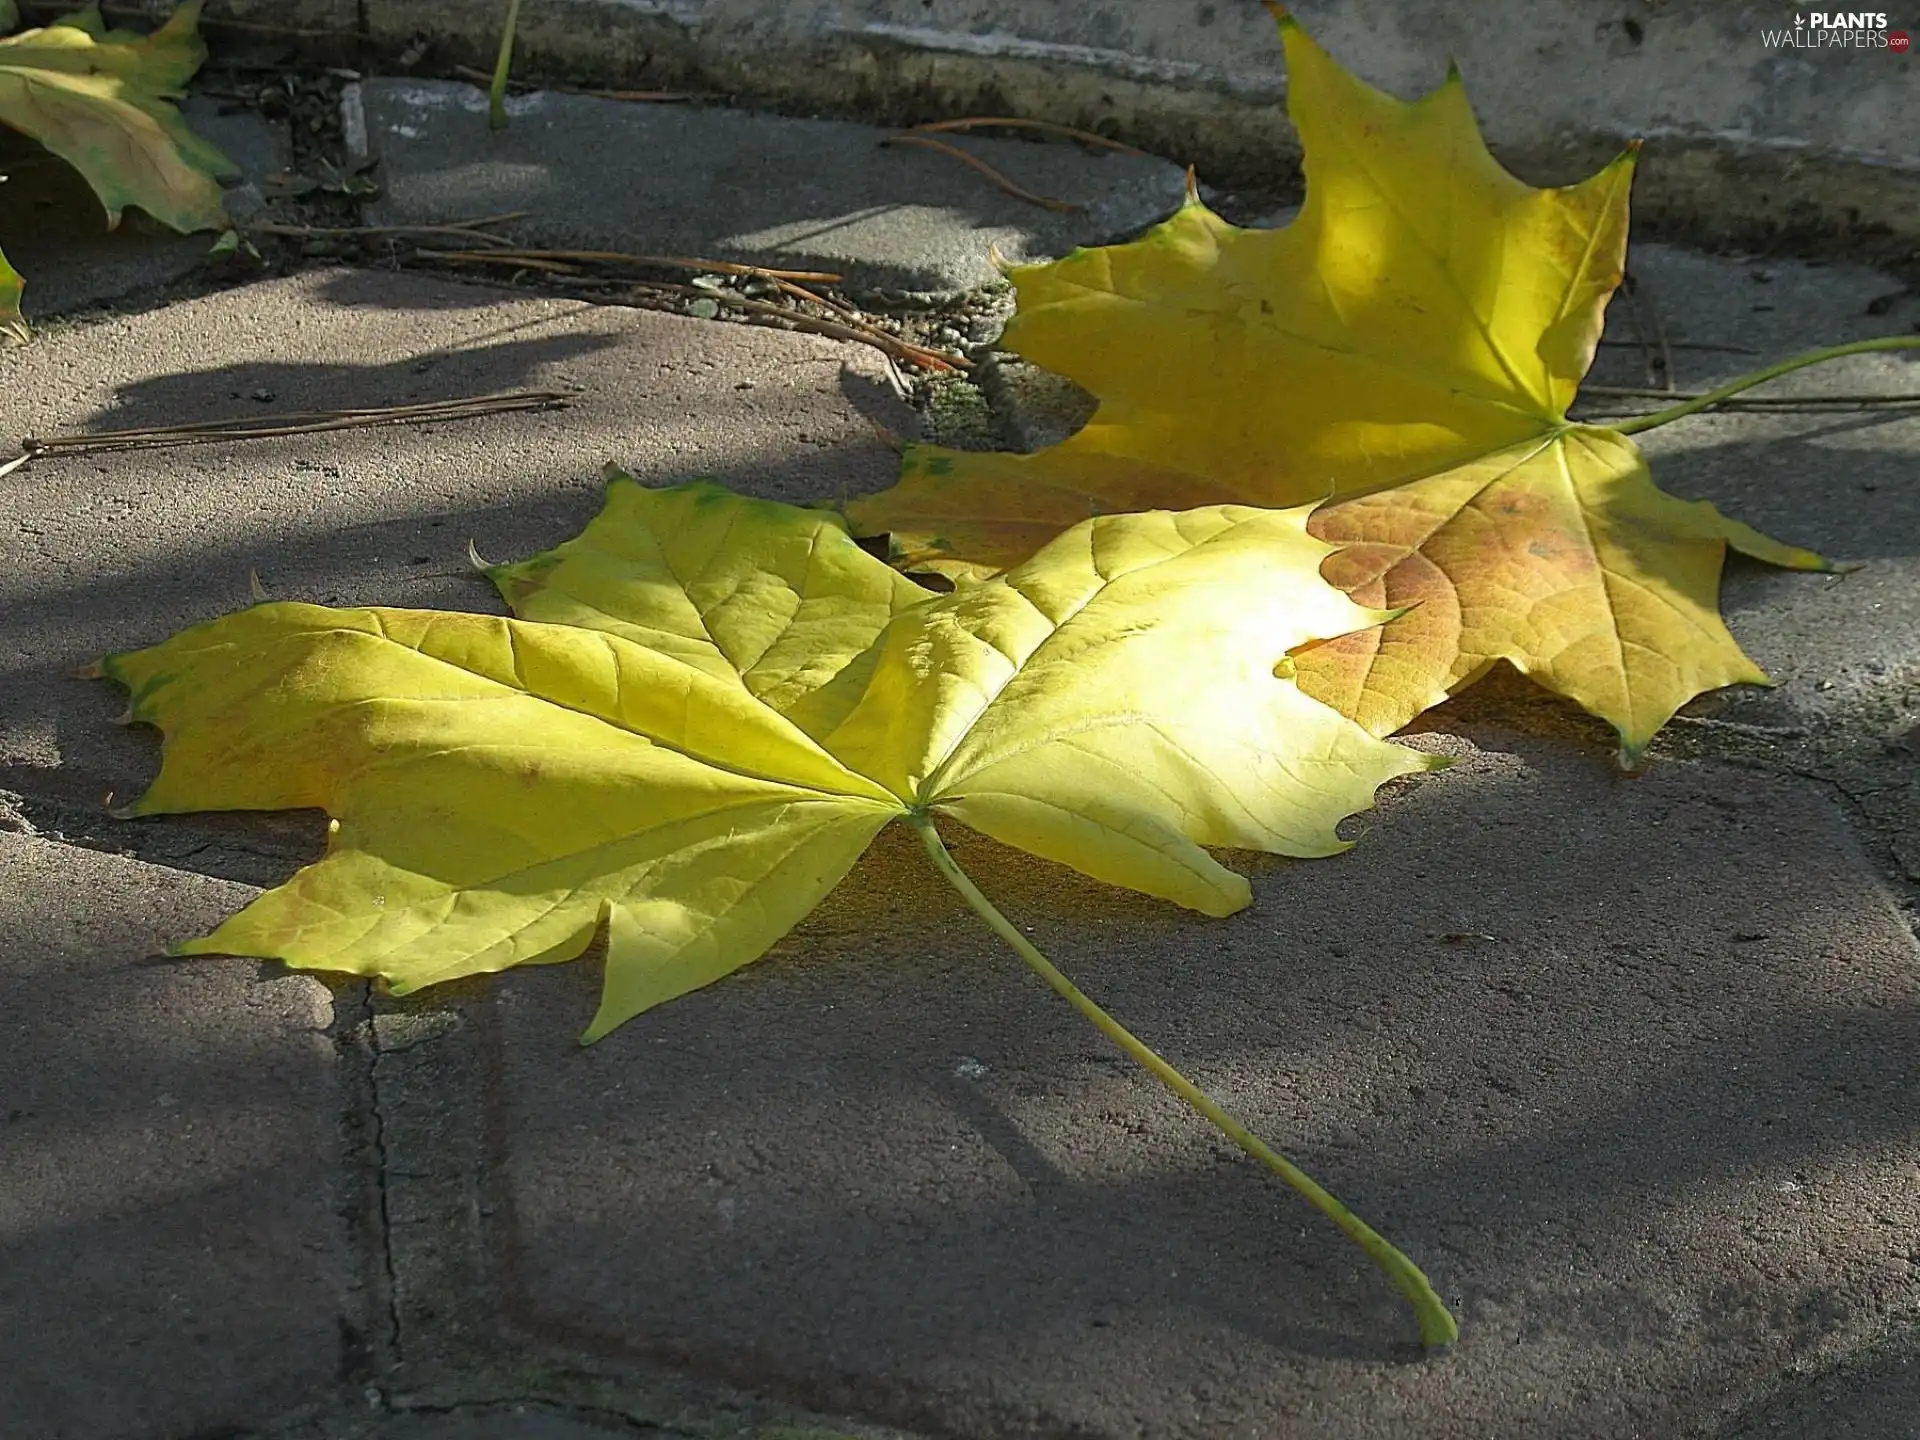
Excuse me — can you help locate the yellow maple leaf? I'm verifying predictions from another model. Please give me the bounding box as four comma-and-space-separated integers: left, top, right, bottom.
0, 1, 235, 234
106, 478, 1426, 1033
99, 476, 1455, 1344
845, 9, 1835, 764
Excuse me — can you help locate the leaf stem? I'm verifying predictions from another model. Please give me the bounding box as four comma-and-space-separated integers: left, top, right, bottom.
906, 813, 1458, 1349
489, 0, 522, 131
1606, 336, 1920, 435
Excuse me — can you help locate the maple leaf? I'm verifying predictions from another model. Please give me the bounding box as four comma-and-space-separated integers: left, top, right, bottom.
99, 476, 1454, 1345
844, 9, 1839, 764
0, 1, 235, 235
105, 476, 1427, 1031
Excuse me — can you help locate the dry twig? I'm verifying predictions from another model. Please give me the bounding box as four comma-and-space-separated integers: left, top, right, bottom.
629, 281, 966, 373
416, 247, 843, 284
908, 115, 1149, 157
881, 134, 1083, 213
249, 213, 528, 247
410, 242, 963, 369
413, 247, 964, 371
19, 391, 573, 458
1597, 338, 1760, 356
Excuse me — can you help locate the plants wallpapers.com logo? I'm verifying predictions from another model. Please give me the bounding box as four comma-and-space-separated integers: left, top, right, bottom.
1761, 12, 1911, 48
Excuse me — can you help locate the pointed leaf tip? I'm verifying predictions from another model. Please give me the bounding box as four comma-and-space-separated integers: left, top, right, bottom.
1261, 1, 1293, 28
1183, 165, 1200, 205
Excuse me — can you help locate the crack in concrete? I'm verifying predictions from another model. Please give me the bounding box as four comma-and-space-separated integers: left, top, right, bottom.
364, 998, 407, 1389
331, 978, 401, 1417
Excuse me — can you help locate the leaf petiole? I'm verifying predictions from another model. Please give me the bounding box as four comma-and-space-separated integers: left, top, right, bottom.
906, 813, 1459, 1349
1606, 335, 1920, 436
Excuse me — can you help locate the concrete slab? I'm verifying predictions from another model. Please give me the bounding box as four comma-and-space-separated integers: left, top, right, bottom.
0, 831, 352, 1440
0, 97, 288, 322
481, 736, 1920, 1440
349, 79, 1188, 296
0, 267, 912, 815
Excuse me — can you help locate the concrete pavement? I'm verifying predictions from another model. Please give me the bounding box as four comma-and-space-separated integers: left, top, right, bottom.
352, 80, 1188, 297
0, 832, 353, 1439
2, 80, 1918, 1440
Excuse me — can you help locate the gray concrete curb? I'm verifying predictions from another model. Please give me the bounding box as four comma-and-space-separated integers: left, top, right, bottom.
354, 0, 1920, 259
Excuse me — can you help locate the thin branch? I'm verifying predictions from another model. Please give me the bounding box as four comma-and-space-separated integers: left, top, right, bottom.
20, 391, 573, 458
881, 134, 1083, 213
427, 251, 583, 274
770, 276, 863, 319
415, 247, 844, 284
633, 280, 966, 373
250, 213, 528, 246
908, 115, 1150, 157
411, 248, 961, 370
574, 86, 705, 103
1597, 338, 1759, 356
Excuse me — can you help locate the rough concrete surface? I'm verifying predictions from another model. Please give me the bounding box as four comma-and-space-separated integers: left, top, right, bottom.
350, 79, 1188, 295
482, 742, 1920, 1440
0, 97, 287, 323
361, 0, 1920, 251
0, 832, 352, 1440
